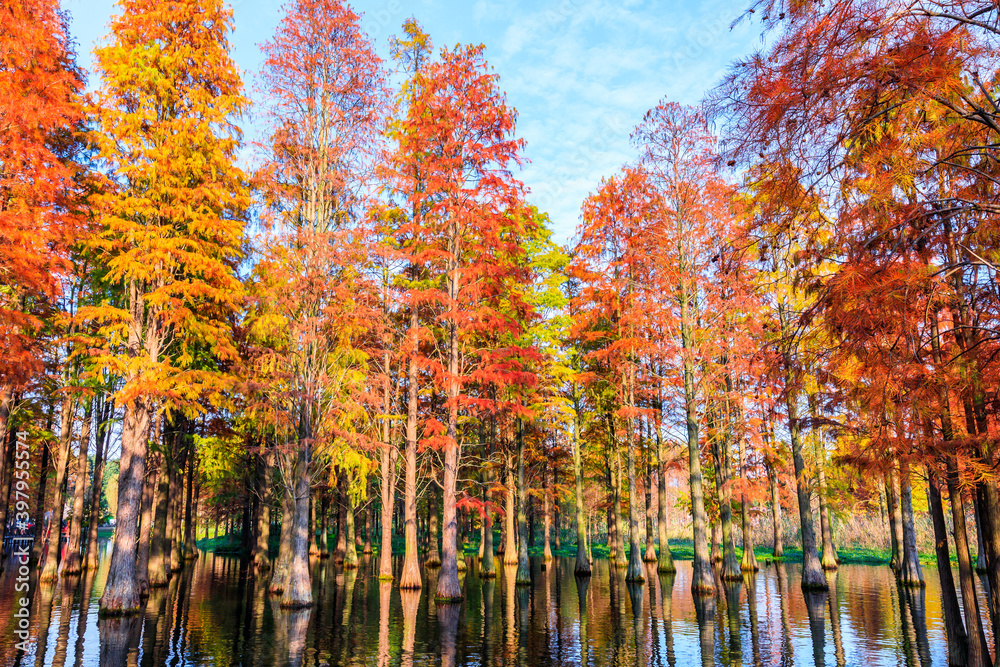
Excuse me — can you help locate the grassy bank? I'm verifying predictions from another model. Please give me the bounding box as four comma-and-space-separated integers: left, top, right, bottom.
196, 531, 955, 568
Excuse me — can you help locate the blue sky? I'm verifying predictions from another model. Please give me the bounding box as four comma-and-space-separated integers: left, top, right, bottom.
64, 0, 761, 245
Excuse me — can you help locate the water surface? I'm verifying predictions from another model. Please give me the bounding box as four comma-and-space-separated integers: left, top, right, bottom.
0, 544, 991, 666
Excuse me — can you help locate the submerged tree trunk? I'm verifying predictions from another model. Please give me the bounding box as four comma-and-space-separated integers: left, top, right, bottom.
709, 403, 740, 582
784, 384, 826, 590
887, 469, 904, 571
612, 439, 627, 568
680, 290, 712, 594
333, 479, 346, 562
84, 400, 108, 572
711, 521, 721, 563
148, 438, 172, 588
606, 451, 619, 566
254, 449, 273, 572
318, 492, 330, 558
928, 474, 968, 667
344, 481, 358, 569
169, 439, 186, 572
766, 460, 783, 559
434, 403, 463, 601
363, 486, 373, 555
543, 466, 553, 561
504, 456, 518, 566
737, 429, 758, 572
31, 426, 49, 564
515, 419, 531, 586
622, 415, 644, 583
400, 314, 421, 590
644, 448, 657, 563
945, 455, 990, 667
378, 436, 397, 580
809, 394, 838, 571
61, 401, 93, 576
481, 476, 496, 578
281, 443, 313, 608
0, 424, 14, 562
897, 460, 924, 587
777, 302, 826, 591
99, 392, 151, 615
269, 478, 295, 595
654, 398, 675, 573
426, 487, 441, 567
572, 399, 591, 576
40, 397, 76, 582
184, 449, 197, 560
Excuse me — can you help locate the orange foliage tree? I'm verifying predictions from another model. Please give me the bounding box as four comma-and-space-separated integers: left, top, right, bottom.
88, 0, 249, 615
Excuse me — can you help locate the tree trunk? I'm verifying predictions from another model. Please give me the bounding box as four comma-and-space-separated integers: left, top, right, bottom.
711, 520, 721, 563
572, 402, 590, 576
709, 403, 739, 581
543, 467, 553, 561
99, 393, 151, 615
644, 451, 657, 563
168, 441, 185, 572
135, 448, 156, 591
334, 478, 347, 562
61, 400, 92, 576
974, 498, 987, 573
40, 397, 76, 582
308, 495, 319, 557
612, 440, 626, 568
0, 421, 15, 560
681, 299, 712, 594
363, 494, 373, 555
344, 481, 358, 569
281, 444, 313, 608
31, 401, 54, 563
504, 458, 518, 566
268, 477, 295, 595
183, 449, 197, 559
738, 430, 758, 572
767, 460, 783, 559
148, 441, 171, 588
481, 505, 496, 580
318, 492, 330, 558
974, 479, 1000, 659
433, 394, 462, 602
378, 348, 397, 579
400, 314, 421, 590
189, 461, 200, 558
426, 486, 441, 567
897, 460, 924, 587
887, 469, 904, 571
945, 455, 990, 667
784, 383, 826, 590
816, 462, 837, 569
655, 400, 675, 573
928, 474, 968, 667
378, 434, 397, 580
623, 417, 644, 583
84, 400, 108, 572
254, 449, 272, 572
515, 419, 531, 585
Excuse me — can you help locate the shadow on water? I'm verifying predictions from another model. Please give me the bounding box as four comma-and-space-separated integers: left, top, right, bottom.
0, 549, 996, 666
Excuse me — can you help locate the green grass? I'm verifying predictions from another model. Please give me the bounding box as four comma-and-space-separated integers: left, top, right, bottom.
195, 534, 246, 554
195, 529, 958, 567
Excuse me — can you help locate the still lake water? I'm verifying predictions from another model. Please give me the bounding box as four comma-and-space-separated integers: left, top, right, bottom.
0, 541, 992, 666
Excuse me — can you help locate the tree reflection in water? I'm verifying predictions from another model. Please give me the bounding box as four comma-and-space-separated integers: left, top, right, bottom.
2, 553, 995, 666
98, 615, 141, 667
694, 591, 716, 667
803, 589, 828, 667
